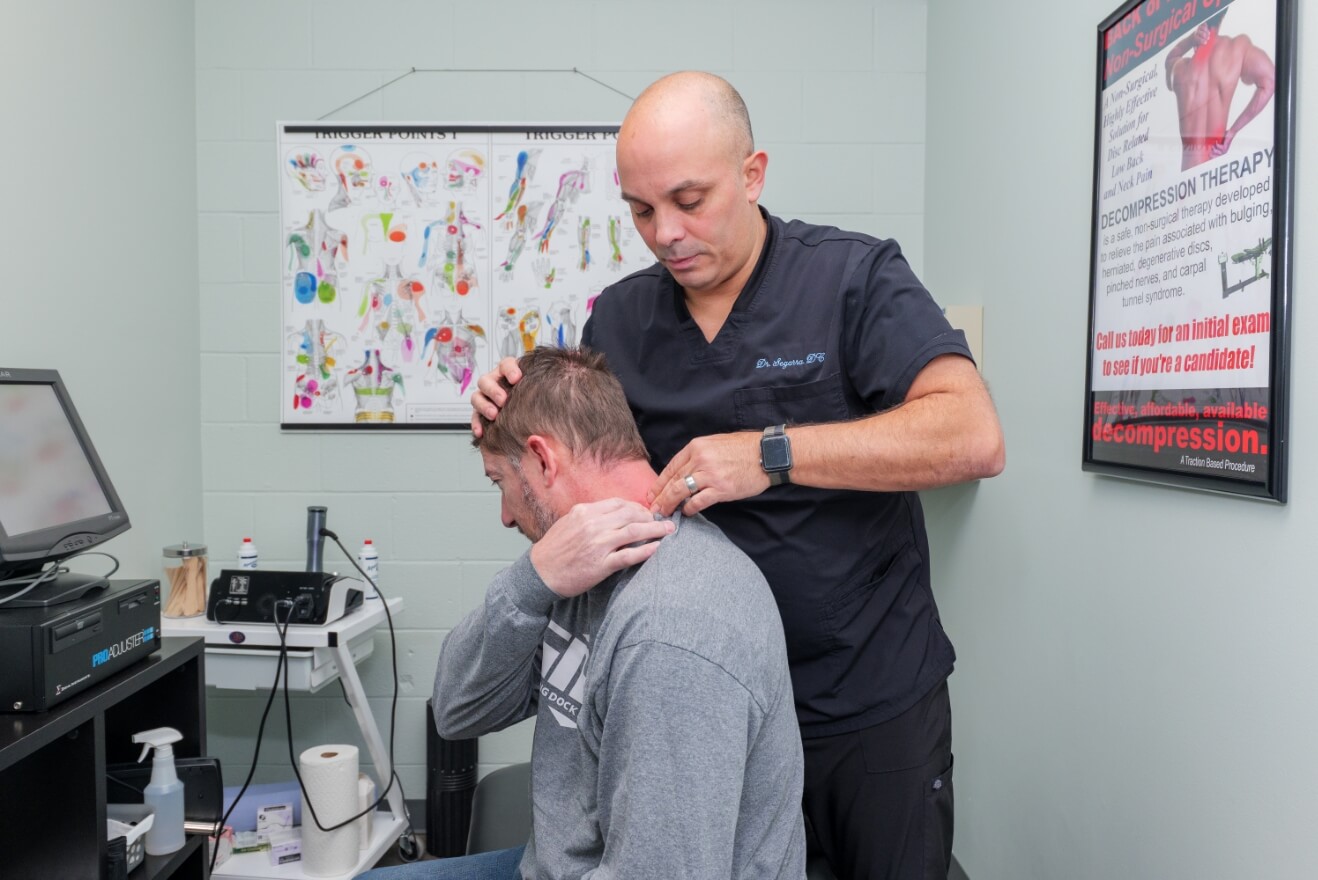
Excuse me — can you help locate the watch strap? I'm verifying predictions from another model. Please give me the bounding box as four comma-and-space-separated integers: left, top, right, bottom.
761, 424, 792, 485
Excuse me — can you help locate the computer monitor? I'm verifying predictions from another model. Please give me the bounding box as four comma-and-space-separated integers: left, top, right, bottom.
0, 368, 131, 607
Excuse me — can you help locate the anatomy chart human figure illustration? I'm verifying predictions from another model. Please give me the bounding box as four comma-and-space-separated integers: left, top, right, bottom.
397, 273, 428, 324
536, 161, 590, 253
546, 301, 577, 347
494, 149, 540, 229
357, 264, 420, 361
518, 307, 541, 351
422, 314, 486, 394
288, 319, 346, 413
288, 236, 317, 304
577, 217, 592, 272
495, 306, 544, 354
496, 307, 520, 359
329, 145, 374, 210
288, 210, 348, 305
401, 152, 441, 206
446, 149, 486, 191
343, 349, 404, 423
607, 215, 625, 272
359, 213, 413, 267
285, 150, 328, 192
533, 258, 557, 290
375, 172, 397, 205
421, 202, 482, 297
498, 201, 543, 281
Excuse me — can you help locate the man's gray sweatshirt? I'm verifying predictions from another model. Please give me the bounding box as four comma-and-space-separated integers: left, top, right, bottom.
433, 512, 806, 879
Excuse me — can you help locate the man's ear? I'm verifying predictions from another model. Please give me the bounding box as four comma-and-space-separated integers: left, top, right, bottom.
524, 435, 561, 487
743, 150, 768, 203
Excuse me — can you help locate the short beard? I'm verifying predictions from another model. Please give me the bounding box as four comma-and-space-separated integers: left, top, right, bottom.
518, 473, 557, 542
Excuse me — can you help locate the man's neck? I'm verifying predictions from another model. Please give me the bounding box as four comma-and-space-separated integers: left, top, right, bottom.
684, 209, 768, 340
560, 459, 659, 510
1194, 29, 1219, 61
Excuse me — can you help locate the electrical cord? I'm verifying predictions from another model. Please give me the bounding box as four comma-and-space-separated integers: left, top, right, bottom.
277, 597, 400, 833
210, 595, 400, 873
0, 570, 56, 606
0, 551, 120, 607
209, 531, 419, 869
209, 601, 294, 876
309, 528, 420, 860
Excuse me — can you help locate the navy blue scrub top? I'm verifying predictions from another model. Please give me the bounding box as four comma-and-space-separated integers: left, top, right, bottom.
583, 210, 972, 736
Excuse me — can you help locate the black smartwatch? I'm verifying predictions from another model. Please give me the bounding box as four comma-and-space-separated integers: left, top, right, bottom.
760, 424, 793, 486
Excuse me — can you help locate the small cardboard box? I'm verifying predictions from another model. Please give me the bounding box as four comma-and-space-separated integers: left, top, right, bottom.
269, 828, 302, 866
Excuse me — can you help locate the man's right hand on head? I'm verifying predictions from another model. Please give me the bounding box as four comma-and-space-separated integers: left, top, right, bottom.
470, 357, 524, 436
530, 498, 675, 599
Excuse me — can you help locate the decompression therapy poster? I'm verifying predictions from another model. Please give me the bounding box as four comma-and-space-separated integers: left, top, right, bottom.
1086, 0, 1287, 495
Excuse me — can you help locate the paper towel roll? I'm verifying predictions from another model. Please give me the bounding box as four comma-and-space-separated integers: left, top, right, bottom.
299, 745, 360, 877
357, 772, 376, 851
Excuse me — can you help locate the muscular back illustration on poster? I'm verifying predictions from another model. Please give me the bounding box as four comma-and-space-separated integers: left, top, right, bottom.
277, 125, 653, 429
1085, 0, 1293, 500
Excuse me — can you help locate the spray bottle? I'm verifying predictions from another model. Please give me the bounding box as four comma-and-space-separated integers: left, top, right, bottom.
133, 727, 186, 855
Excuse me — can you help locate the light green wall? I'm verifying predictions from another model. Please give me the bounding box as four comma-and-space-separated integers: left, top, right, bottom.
0, 5, 201, 587
12, 5, 1298, 872
924, 3, 1317, 877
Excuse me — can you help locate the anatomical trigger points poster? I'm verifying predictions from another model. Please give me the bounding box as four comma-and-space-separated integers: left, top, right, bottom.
1085, 0, 1293, 500
278, 124, 654, 429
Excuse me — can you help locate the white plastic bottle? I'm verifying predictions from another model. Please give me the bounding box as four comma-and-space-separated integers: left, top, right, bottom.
238, 537, 259, 569
133, 727, 185, 855
357, 539, 380, 599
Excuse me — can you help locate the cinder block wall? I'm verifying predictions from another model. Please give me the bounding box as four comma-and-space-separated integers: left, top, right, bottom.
195, 0, 930, 798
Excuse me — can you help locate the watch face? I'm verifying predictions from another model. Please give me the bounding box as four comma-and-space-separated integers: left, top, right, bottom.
761, 435, 792, 471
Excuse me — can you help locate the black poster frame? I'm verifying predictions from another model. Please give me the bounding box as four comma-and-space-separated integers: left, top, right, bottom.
1084, 0, 1295, 501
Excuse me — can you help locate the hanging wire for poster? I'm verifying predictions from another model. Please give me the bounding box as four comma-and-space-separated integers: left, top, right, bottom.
317, 68, 635, 121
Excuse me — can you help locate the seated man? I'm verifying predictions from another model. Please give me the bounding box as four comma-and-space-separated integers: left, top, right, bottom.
360, 346, 805, 880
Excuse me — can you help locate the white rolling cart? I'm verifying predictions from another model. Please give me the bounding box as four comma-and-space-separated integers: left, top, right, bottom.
162, 597, 410, 880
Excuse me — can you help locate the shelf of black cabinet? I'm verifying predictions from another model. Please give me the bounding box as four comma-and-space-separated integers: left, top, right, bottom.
0, 637, 207, 880
140, 834, 208, 880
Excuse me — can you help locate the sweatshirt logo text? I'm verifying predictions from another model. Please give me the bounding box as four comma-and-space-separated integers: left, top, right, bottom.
541, 621, 589, 728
